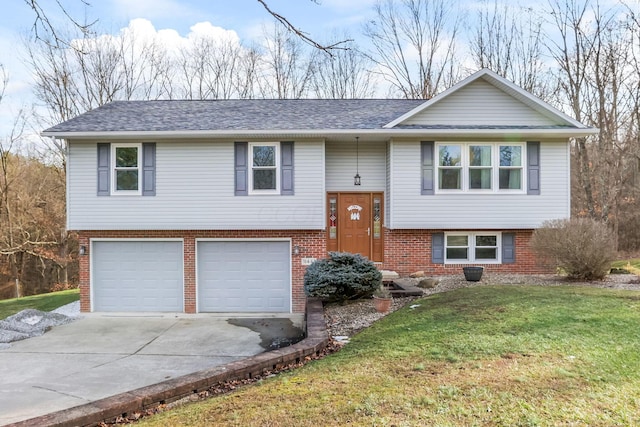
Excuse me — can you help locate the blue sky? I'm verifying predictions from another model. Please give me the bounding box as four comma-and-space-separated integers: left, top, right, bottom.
0, 0, 380, 138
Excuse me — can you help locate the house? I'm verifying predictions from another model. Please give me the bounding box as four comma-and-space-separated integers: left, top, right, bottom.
43, 69, 598, 316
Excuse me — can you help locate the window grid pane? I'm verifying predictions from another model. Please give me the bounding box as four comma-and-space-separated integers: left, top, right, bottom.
439, 169, 461, 189
253, 169, 276, 190
499, 169, 521, 189
253, 146, 275, 167
116, 170, 138, 190
470, 146, 491, 166
469, 168, 492, 189
439, 145, 461, 166
500, 146, 522, 167
447, 235, 468, 246
447, 248, 468, 260
115, 147, 138, 168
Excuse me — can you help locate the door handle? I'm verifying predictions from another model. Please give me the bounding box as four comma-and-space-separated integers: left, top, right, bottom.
367, 227, 371, 236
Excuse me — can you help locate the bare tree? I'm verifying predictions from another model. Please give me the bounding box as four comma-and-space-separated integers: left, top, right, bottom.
546, 0, 639, 251
23, 0, 96, 47
259, 23, 314, 99
309, 36, 376, 99
179, 31, 246, 100
470, 1, 548, 98
364, 0, 463, 99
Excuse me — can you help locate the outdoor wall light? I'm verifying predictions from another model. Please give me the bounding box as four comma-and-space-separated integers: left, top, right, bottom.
293, 245, 301, 255
79, 245, 87, 256
354, 136, 362, 186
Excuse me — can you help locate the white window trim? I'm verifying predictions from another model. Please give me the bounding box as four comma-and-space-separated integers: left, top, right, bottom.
111, 142, 142, 196
249, 142, 280, 195
444, 232, 502, 264
436, 142, 526, 194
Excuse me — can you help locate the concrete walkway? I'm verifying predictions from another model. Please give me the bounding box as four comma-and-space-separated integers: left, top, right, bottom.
0, 315, 268, 425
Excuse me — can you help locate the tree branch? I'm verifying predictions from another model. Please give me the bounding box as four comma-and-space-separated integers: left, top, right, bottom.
256, 0, 352, 56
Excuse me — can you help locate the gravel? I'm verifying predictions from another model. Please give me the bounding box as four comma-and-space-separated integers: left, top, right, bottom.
0, 301, 81, 347
324, 273, 640, 340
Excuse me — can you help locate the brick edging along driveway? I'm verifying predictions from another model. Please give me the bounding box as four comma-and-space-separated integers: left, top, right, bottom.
7, 298, 329, 427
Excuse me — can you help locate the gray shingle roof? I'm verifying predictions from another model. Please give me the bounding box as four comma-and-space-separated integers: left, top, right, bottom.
43, 99, 427, 133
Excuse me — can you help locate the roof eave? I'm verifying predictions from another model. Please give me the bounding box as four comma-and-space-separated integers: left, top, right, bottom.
42, 127, 600, 140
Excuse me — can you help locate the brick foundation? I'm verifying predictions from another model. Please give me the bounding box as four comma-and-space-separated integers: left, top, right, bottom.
78, 228, 550, 314
382, 228, 552, 276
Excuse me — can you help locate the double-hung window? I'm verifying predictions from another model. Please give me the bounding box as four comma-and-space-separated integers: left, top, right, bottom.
445, 232, 501, 263
249, 142, 279, 194
469, 145, 492, 189
436, 143, 524, 192
112, 143, 141, 195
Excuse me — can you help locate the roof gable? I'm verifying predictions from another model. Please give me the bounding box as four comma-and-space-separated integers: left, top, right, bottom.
385, 69, 586, 129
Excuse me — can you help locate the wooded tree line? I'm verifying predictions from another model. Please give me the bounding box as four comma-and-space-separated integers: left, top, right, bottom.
2, 0, 640, 296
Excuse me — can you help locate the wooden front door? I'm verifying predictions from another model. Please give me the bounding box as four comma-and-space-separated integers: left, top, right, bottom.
327, 193, 383, 262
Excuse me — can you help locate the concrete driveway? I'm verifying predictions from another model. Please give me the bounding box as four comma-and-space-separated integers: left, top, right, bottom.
0, 314, 270, 425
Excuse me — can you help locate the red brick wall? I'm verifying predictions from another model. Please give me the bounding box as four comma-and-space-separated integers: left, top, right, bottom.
78, 228, 551, 314
382, 229, 552, 275
77, 230, 326, 314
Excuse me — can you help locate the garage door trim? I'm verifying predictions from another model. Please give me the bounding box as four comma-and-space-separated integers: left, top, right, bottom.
195, 238, 292, 313
90, 238, 185, 312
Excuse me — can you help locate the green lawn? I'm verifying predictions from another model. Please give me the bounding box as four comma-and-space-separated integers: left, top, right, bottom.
0, 289, 79, 319
140, 285, 640, 426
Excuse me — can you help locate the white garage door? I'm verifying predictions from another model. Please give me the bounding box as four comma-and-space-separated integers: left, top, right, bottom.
92, 241, 183, 312
197, 241, 291, 313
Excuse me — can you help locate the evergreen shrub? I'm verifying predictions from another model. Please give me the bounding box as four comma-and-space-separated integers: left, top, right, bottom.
303, 252, 382, 302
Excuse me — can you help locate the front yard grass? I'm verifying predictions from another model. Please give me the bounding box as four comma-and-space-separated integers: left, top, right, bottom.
140, 286, 640, 426
0, 289, 79, 319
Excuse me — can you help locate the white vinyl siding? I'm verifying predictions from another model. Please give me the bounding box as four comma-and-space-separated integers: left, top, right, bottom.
401, 80, 559, 126
388, 140, 570, 229
67, 140, 325, 230
325, 140, 386, 191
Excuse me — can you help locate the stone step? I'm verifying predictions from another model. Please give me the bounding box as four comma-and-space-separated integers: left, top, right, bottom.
388, 278, 424, 297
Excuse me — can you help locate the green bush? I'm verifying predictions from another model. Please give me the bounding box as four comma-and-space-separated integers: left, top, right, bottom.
303, 252, 382, 302
530, 218, 615, 280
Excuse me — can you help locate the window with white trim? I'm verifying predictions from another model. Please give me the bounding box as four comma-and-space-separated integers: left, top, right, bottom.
445, 232, 501, 263
112, 143, 141, 195
437, 143, 525, 192
249, 142, 279, 194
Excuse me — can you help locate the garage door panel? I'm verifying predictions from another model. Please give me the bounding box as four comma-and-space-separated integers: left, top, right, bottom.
93, 241, 183, 312
197, 241, 290, 313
